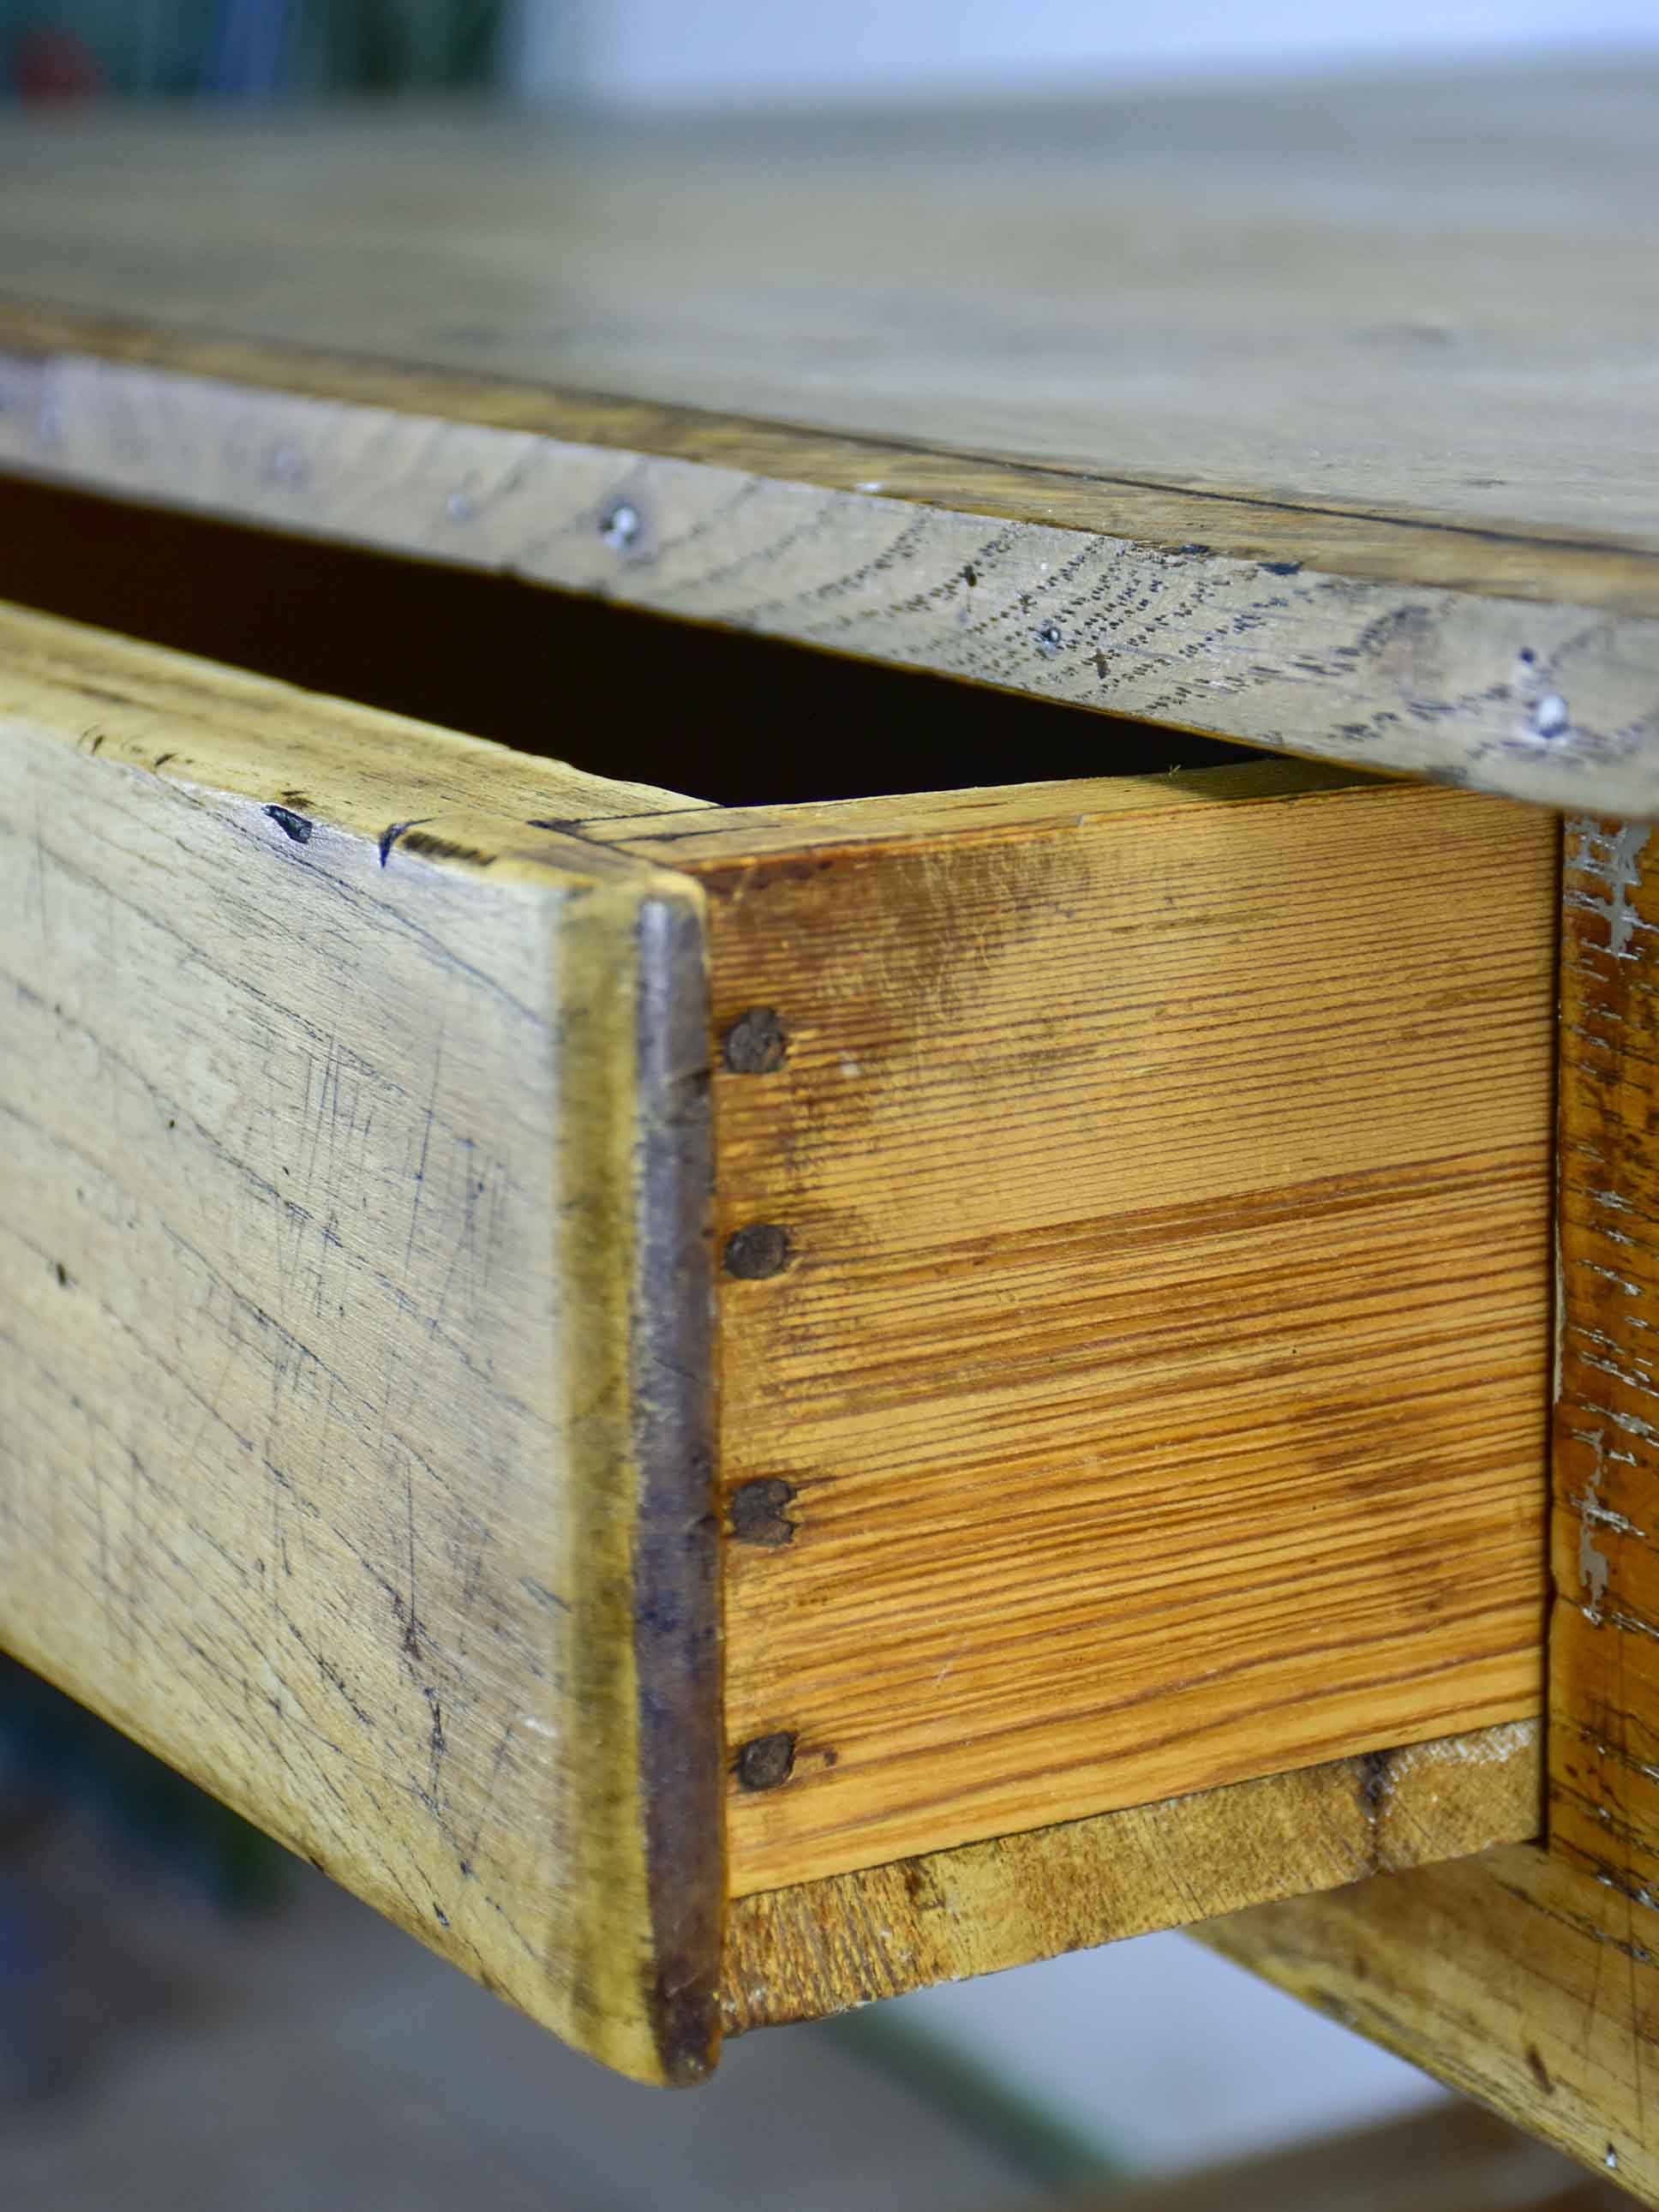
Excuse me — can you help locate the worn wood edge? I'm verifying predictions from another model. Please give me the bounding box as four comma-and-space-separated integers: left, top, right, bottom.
3, 346, 1659, 815
719, 1719, 1541, 2034
627, 886, 724, 2082
1547, 817, 1659, 1922
3, 302, 1657, 613
1195, 1843, 1659, 2205
0, 603, 725, 2085
585, 755, 1385, 867
0, 595, 706, 834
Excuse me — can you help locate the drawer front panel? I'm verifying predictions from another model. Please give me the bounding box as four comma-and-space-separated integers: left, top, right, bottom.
0, 603, 721, 2084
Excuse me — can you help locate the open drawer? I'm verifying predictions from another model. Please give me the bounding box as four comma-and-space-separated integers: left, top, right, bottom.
0, 576, 1554, 2086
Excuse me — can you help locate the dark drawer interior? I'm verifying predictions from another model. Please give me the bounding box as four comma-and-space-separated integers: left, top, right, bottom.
0, 471, 1246, 807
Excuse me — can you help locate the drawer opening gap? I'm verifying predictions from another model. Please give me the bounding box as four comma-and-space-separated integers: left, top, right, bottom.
0, 473, 1256, 806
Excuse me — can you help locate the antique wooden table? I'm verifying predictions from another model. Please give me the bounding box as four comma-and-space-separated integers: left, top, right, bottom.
0, 62, 1656, 2194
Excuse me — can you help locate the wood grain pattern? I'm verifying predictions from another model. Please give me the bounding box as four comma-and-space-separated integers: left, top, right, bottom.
722, 1718, 1541, 2033
605, 766, 1559, 1894
1550, 818, 1659, 1924
3, 69, 1659, 808
0, 603, 722, 2084
1201, 1843, 1659, 2207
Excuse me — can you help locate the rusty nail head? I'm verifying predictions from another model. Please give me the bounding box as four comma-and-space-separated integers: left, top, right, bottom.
729, 1477, 796, 1547
723, 1223, 791, 1280
735, 1731, 796, 1792
722, 1006, 788, 1075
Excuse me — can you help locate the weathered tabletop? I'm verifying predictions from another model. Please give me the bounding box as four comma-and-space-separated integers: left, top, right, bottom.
0, 63, 1656, 810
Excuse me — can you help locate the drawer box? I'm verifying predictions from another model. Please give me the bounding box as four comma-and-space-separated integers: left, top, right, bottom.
0, 596, 1554, 2083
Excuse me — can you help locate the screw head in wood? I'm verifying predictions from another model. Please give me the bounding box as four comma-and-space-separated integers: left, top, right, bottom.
734, 1731, 796, 1792
722, 1006, 788, 1075
723, 1223, 791, 1280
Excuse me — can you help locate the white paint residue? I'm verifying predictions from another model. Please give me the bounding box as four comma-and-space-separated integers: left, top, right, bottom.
1584, 1502, 1646, 1538
1390, 1719, 1537, 1776
1602, 1405, 1659, 1440
1570, 1427, 1614, 1617
1590, 1188, 1638, 1214
1566, 818, 1651, 960
1582, 1260, 1644, 1297
1531, 692, 1571, 740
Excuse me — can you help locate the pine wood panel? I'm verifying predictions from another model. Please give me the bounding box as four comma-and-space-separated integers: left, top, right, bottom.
0, 602, 721, 2085
1550, 818, 1659, 1915
1201, 1844, 1659, 2207
603, 768, 1559, 1895
722, 1719, 1541, 2033
3, 69, 1659, 808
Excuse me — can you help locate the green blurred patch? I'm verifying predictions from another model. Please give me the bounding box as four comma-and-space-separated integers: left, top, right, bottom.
0, 0, 506, 97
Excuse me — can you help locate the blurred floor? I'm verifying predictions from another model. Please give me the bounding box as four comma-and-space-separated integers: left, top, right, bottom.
0, 1836, 1041, 2212
0, 1821, 1627, 2212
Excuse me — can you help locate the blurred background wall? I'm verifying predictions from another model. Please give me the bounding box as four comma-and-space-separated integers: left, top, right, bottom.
522, 0, 1659, 105
7, 2, 1659, 104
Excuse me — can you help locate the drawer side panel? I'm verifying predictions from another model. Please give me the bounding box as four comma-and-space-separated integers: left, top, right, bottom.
634, 773, 1559, 1893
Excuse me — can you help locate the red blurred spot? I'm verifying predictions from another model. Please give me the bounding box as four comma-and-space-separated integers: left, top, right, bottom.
12, 29, 105, 105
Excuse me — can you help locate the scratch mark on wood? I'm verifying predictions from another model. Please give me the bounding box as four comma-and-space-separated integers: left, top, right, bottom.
263, 803, 314, 844
379, 817, 434, 866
